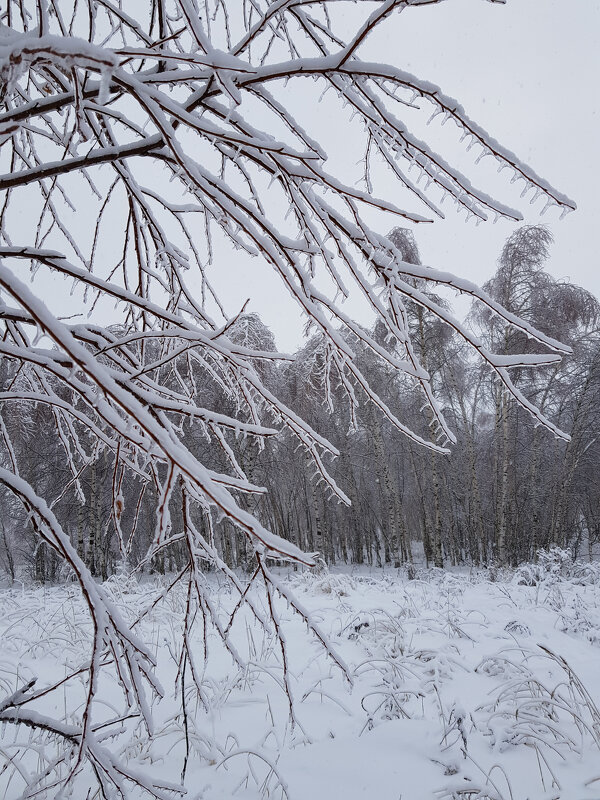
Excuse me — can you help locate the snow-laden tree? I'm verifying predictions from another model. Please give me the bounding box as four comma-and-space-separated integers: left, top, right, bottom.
472, 226, 600, 562
0, 1, 577, 797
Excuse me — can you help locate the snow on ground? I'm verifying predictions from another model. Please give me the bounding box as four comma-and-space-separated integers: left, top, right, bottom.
1, 554, 600, 800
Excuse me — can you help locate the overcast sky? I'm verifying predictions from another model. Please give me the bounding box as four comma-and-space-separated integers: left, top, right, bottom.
381, 0, 600, 294
206, 0, 600, 352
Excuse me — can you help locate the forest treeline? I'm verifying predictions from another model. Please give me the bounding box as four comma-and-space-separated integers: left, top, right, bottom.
1, 226, 598, 581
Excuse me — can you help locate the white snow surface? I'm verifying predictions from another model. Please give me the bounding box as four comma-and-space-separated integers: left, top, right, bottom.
1, 559, 600, 799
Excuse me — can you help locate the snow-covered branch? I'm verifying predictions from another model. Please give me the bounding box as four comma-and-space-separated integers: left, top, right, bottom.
0, 1, 575, 795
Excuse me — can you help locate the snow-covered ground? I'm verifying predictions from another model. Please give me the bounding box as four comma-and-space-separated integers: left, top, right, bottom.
2, 554, 600, 800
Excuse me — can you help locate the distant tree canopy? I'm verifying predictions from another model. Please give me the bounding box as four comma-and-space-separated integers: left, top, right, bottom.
2, 228, 598, 578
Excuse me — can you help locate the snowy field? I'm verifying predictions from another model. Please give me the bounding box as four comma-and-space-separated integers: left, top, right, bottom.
2, 554, 600, 800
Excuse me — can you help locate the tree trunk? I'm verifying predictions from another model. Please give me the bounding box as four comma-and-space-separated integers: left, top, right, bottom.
430, 451, 443, 568
495, 393, 509, 565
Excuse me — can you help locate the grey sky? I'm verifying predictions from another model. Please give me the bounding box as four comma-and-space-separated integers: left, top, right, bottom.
206, 0, 599, 352
387, 0, 600, 294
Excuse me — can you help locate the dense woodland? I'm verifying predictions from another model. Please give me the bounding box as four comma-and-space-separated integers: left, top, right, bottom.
2, 225, 597, 581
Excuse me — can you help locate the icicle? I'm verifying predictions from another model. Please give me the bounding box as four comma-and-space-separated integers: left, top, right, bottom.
98, 66, 113, 105
560, 205, 573, 220
520, 181, 533, 199
318, 84, 331, 103
540, 198, 555, 216
426, 108, 442, 125
529, 188, 542, 205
